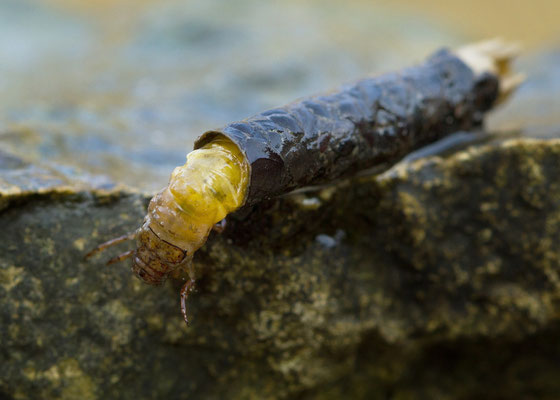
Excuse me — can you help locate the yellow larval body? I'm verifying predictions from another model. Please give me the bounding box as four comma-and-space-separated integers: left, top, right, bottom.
147, 136, 250, 255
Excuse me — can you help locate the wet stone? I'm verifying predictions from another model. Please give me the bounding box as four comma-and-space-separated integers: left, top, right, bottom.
2, 135, 560, 399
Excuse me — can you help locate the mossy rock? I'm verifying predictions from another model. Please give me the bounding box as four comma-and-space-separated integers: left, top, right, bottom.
2, 139, 560, 399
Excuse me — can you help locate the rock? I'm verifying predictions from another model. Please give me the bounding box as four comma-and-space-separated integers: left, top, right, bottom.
2, 138, 560, 399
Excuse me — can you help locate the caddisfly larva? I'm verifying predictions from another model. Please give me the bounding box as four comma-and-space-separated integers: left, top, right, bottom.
86, 136, 249, 324
86, 39, 522, 325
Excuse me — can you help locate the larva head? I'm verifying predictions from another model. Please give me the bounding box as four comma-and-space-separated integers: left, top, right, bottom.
131, 220, 189, 286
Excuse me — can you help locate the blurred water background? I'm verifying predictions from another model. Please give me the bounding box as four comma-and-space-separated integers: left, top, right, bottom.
0, 0, 558, 191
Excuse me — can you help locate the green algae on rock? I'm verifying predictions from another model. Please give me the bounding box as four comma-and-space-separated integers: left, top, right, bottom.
2, 139, 560, 399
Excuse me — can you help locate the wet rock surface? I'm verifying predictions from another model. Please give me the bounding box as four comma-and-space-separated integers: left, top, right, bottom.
3, 137, 560, 399
2, 0, 560, 399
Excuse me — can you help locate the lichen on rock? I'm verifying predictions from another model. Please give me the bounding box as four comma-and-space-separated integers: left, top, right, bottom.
3, 137, 560, 399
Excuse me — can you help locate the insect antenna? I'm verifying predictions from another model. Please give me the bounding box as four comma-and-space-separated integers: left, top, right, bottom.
84, 232, 136, 260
